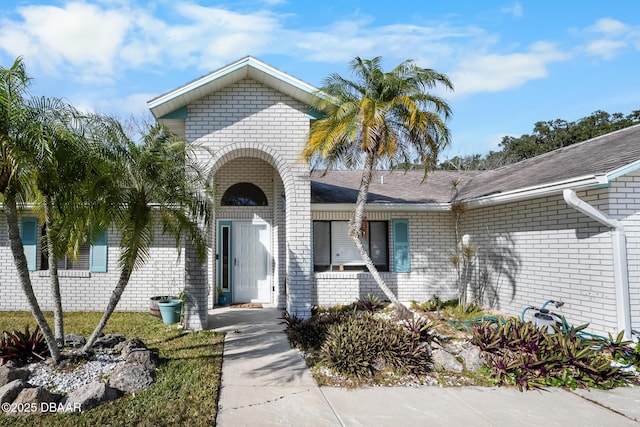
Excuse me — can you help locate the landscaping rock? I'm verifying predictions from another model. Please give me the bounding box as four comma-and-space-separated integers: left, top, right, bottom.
94, 334, 126, 349
431, 349, 464, 373
108, 363, 154, 393
460, 346, 485, 372
126, 349, 159, 370
0, 380, 31, 404
64, 334, 86, 348
115, 338, 147, 359
9, 386, 63, 415
0, 360, 17, 368
0, 366, 30, 387
64, 380, 119, 411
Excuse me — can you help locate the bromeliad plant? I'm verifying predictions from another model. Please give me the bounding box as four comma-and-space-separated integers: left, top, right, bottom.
282, 310, 351, 353
319, 313, 430, 379
401, 316, 445, 346
471, 319, 638, 390
355, 293, 385, 313
0, 325, 50, 365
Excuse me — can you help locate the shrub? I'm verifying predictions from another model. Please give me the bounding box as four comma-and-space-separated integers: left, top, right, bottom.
283, 311, 351, 353
319, 314, 430, 378
0, 325, 50, 365
411, 297, 484, 322
355, 294, 385, 313
470, 319, 637, 390
401, 316, 444, 345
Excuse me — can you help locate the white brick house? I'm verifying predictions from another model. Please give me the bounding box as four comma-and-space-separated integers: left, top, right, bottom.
1, 56, 638, 339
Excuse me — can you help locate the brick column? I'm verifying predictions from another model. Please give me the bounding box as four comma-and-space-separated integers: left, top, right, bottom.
285, 167, 312, 318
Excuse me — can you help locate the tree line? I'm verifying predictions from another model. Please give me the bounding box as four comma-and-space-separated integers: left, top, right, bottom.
439, 109, 640, 171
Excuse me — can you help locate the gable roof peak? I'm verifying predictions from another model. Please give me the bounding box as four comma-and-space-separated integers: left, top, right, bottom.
148, 56, 320, 119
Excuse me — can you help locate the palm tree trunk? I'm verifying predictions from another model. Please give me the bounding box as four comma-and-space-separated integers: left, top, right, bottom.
350, 149, 412, 319
83, 263, 134, 352
43, 194, 64, 346
4, 193, 62, 364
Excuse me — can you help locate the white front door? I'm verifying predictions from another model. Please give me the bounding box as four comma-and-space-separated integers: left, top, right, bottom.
232, 220, 271, 303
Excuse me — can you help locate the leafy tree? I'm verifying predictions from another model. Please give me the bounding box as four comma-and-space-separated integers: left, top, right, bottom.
500, 110, 640, 163
303, 56, 453, 318
83, 122, 213, 351
439, 109, 640, 170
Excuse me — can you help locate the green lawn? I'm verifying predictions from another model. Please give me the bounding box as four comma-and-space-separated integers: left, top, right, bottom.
0, 311, 224, 427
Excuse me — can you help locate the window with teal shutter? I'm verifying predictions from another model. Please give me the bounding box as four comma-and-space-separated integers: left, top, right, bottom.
90, 230, 108, 272
392, 219, 410, 273
21, 218, 38, 271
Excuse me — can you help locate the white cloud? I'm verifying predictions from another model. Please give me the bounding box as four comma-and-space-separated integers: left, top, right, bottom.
590, 18, 628, 35
579, 17, 640, 60
450, 42, 568, 96
158, 4, 283, 69
585, 39, 627, 60
0, 2, 131, 81
72, 89, 154, 117
0, 1, 609, 110
501, 3, 523, 18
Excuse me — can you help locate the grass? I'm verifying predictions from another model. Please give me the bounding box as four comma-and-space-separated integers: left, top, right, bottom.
0, 311, 225, 427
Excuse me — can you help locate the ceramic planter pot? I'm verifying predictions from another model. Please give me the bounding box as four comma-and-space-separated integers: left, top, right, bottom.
157, 299, 183, 325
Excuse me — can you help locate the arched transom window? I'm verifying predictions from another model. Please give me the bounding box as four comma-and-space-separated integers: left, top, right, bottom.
221, 182, 268, 206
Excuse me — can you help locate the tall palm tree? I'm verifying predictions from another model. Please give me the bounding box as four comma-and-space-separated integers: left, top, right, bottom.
83, 121, 213, 351
0, 57, 62, 363
303, 57, 453, 318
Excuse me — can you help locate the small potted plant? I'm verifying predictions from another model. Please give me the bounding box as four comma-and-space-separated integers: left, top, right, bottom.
217, 287, 227, 306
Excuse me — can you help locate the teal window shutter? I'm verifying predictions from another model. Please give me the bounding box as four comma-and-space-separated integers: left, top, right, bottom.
21, 218, 38, 271
90, 230, 108, 272
392, 219, 410, 273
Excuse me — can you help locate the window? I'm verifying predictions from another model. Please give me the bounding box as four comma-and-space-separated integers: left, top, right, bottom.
221, 183, 268, 206
21, 218, 107, 272
312, 220, 389, 272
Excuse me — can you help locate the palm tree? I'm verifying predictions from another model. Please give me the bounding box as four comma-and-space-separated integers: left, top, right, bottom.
24, 96, 91, 347
83, 121, 213, 351
303, 57, 453, 318
0, 57, 62, 363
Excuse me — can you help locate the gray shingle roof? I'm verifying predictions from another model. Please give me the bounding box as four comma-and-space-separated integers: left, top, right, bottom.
311, 170, 479, 204
310, 124, 640, 205
457, 124, 640, 200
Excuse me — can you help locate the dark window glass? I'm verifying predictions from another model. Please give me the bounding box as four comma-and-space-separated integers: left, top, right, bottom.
221, 183, 268, 206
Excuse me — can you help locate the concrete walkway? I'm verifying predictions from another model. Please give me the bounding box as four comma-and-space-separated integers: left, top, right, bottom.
210, 307, 640, 426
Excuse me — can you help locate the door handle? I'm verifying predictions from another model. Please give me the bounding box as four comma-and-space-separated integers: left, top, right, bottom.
234, 258, 238, 266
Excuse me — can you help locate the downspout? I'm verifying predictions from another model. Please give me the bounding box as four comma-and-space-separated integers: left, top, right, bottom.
563, 189, 632, 340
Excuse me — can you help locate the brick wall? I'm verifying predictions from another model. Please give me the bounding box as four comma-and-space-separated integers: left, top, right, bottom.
461, 188, 619, 335
609, 170, 640, 335
0, 213, 185, 312
312, 210, 458, 306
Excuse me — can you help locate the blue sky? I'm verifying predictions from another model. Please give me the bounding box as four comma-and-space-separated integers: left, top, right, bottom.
1, 1, 639, 158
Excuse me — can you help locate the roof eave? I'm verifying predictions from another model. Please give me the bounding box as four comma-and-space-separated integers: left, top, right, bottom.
465, 174, 610, 208
605, 158, 640, 181
148, 56, 320, 119
311, 202, 451, 212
